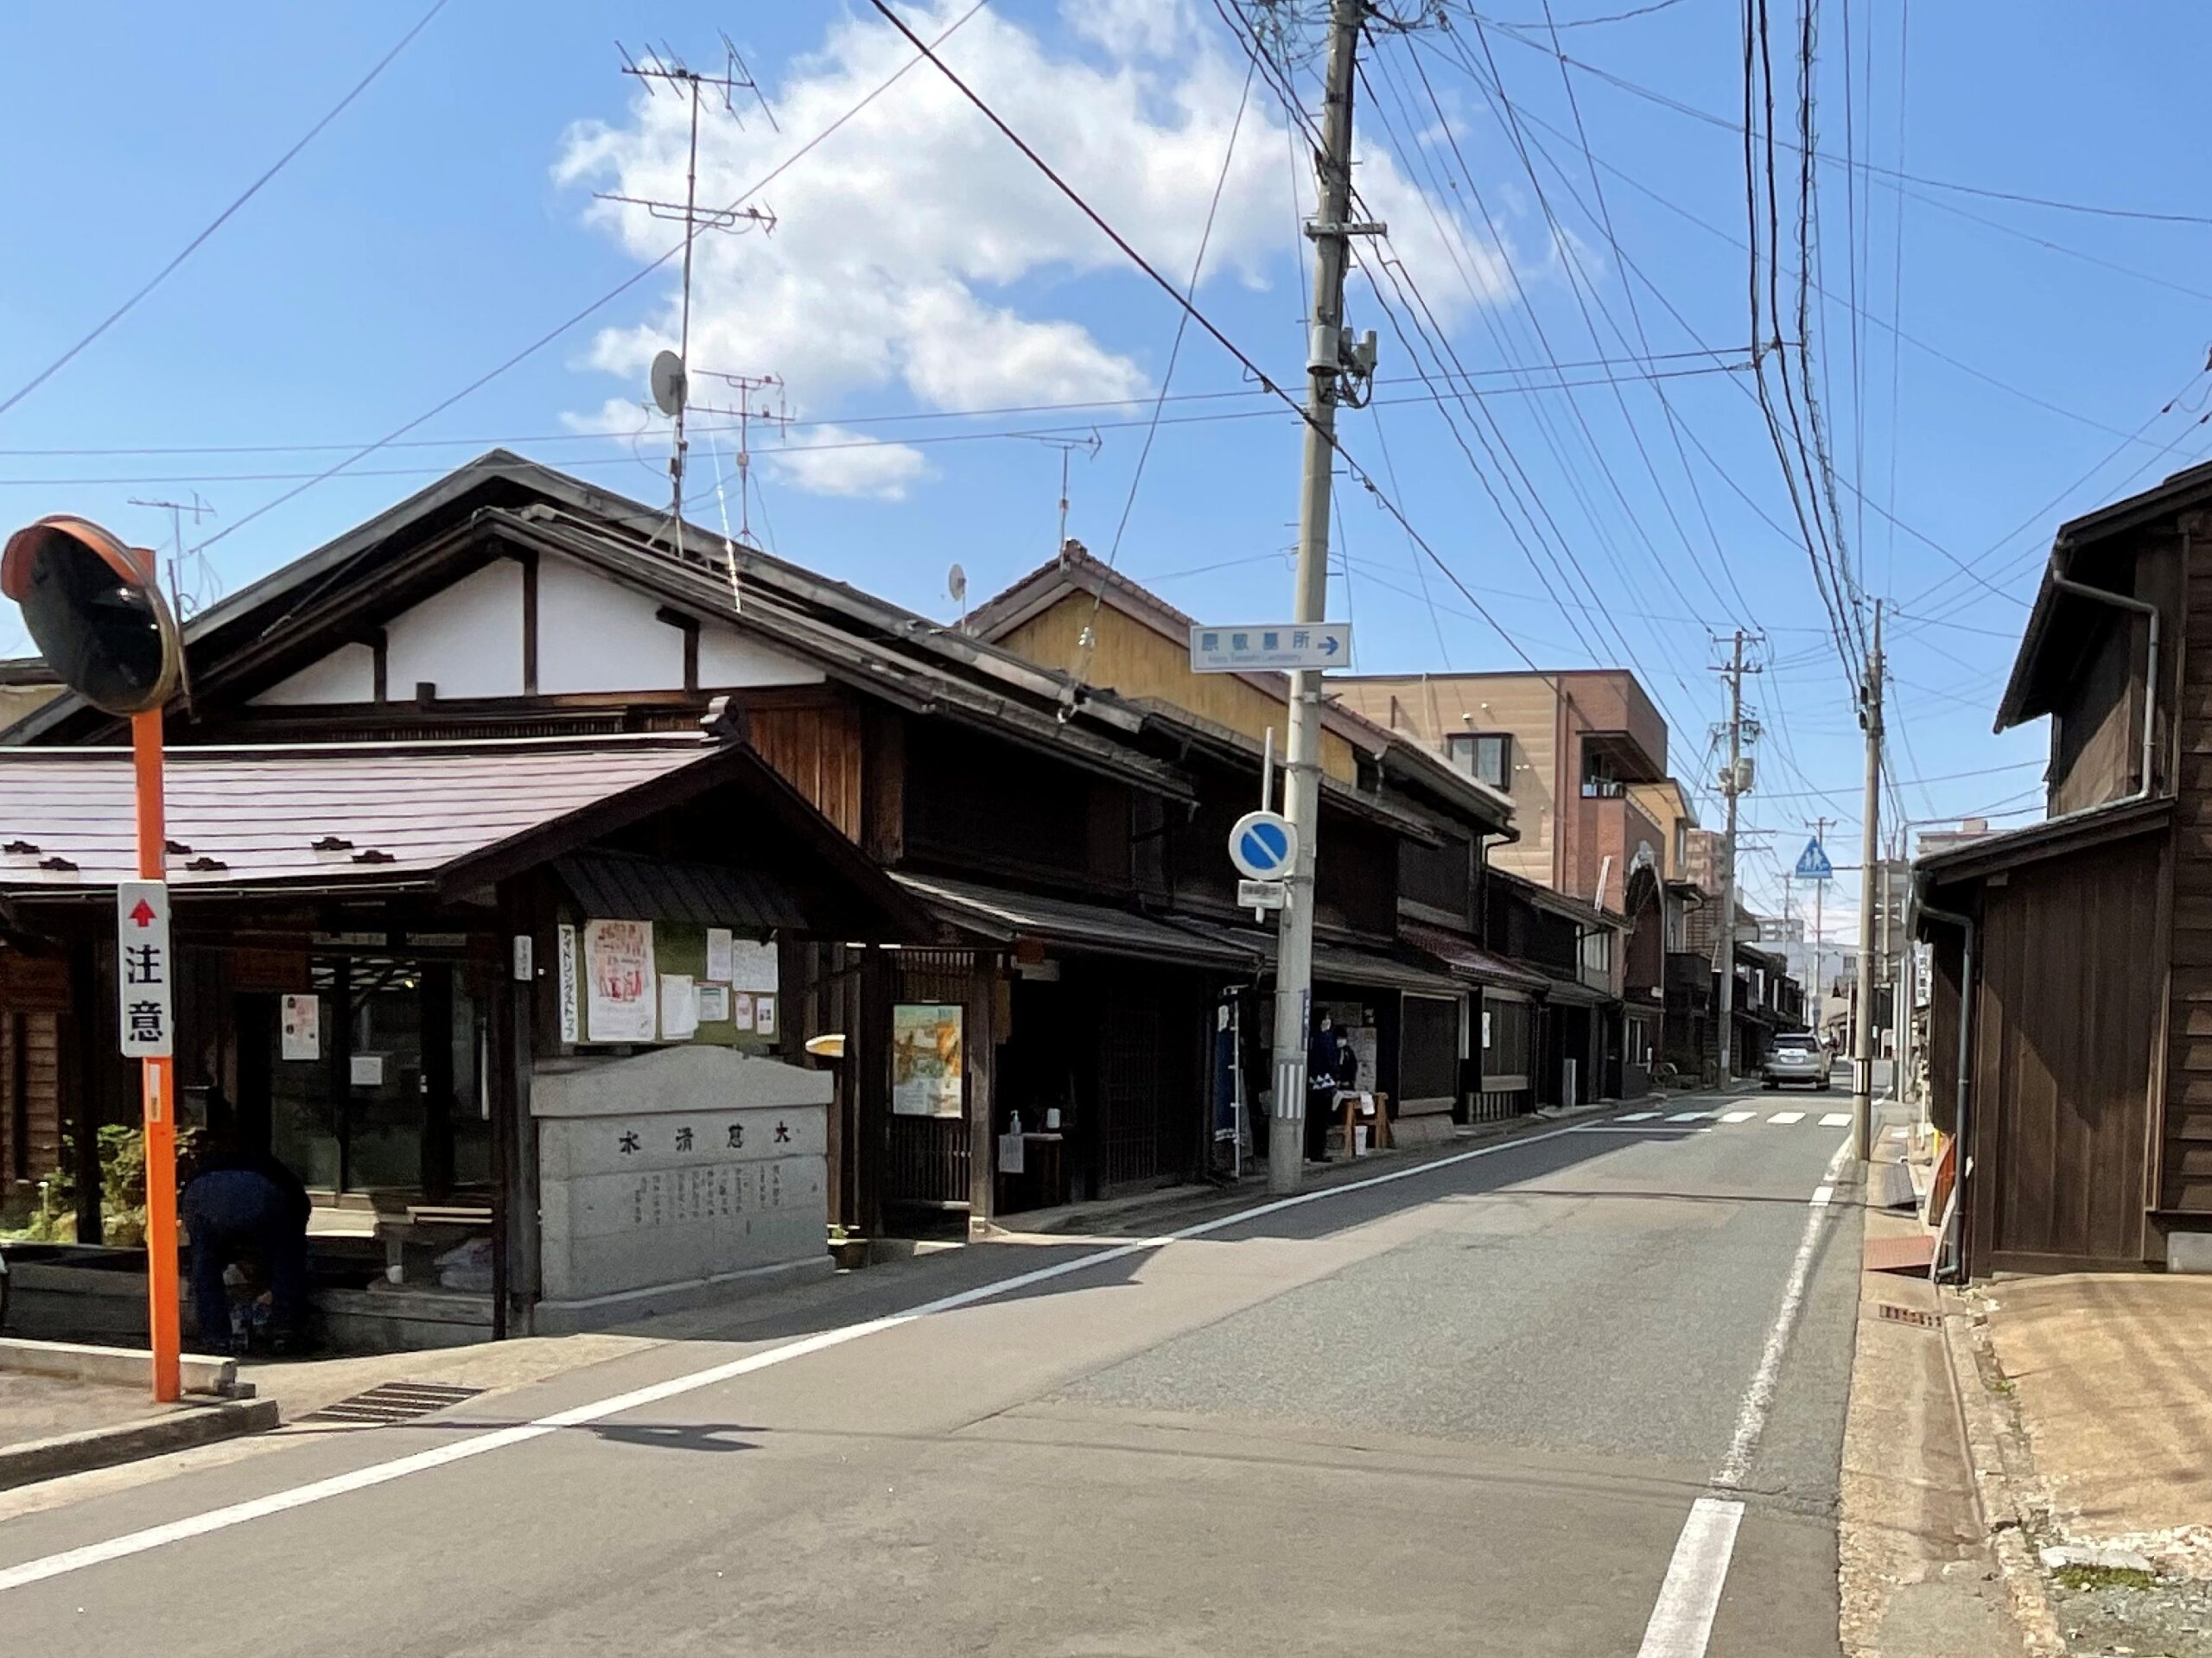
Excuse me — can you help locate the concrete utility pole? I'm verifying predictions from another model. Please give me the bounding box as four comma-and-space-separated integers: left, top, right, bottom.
1808, 812, 1830, 1025
1716, 630, 1750, 1084
1268, 0, 1369, 1195
1853, 602, 1885, 1161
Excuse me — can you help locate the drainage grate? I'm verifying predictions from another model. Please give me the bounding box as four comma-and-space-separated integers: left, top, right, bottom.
300, 1381, 485, 1426
1878, 1304, 1942, 1329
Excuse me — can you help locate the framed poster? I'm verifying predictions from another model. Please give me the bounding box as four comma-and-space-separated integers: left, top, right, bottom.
280, 994, 320, 1061
891, 1003, 963, 1118
584, 918, 658, 1042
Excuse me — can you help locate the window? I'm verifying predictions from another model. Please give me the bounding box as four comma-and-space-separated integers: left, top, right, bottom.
1446, 731, 1511, 790
1580, 746, 1623, 799
1673, 820, 1688, 872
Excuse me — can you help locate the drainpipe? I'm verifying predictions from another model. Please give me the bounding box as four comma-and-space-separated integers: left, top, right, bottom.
1911, 887, 1975, 1283
2049, 552, 2160, 800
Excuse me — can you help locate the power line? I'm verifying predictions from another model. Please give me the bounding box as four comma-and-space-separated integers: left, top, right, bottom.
0, 0, 453, 423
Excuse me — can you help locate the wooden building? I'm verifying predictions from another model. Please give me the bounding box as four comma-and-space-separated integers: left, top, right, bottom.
1913, 460, 2212, 1276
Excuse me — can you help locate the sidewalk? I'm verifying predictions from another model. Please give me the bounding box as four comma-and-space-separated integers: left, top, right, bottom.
1967, 1271, 2212, 1655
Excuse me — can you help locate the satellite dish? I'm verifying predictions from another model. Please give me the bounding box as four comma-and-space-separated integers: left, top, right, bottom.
649, 349, 688, 418
2, 516, 180, 716
946, 562, 967, 607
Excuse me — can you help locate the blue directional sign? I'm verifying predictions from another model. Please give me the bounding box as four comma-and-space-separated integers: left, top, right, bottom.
1229, 810, 1299, 881
1189, 621, 1352, 673
1794, 837, 1834, 882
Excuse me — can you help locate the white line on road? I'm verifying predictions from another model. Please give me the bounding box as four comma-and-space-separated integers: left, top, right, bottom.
1616, 1111, 1661, 1121
1666, 1110, 1711, 1122
1823, 1113, 1853, 1128
1768, 1111, 1805, 1125
0, 1123, 1589, 1596
1635, 1134, 1852, 1658
1718, 1110, 1756, 1124
1634, 1496, 1745, 1658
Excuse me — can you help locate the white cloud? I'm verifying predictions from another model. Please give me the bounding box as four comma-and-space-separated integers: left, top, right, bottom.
555, 1, 1535, 498
766, 425, 929, 501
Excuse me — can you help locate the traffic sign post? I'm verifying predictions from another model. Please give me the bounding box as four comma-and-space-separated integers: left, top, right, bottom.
4, 515, 182, 1402
1794, 838, 1834, 882
1229, 810, 1298, 881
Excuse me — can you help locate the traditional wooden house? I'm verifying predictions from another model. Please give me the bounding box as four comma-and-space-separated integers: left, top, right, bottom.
964, 543, 1525, 1146
0, 454, 1279, 1318
1914, 461, 2212, 1277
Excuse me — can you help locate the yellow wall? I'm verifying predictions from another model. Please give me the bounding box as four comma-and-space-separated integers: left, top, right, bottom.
1334, 674, 1560, 886
999, 594, 1360, 784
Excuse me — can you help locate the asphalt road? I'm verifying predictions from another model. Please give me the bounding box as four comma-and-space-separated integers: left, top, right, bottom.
0, 1092, 1863, 1657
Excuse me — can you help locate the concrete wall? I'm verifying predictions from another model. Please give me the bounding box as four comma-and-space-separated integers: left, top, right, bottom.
532, 1045, 830, 1316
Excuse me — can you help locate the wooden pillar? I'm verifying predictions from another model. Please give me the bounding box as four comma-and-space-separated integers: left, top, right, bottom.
856, 943, 891, 1238
966, 956, 999, 1233
328, 957, 353, 1194
420, 962, 455, 1202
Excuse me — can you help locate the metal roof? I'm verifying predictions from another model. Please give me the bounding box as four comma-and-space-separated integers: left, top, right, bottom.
555, 849, 803, 932
890, 873, 1262, 969
1398, 920, 1551, 992
0, 735, 727, 895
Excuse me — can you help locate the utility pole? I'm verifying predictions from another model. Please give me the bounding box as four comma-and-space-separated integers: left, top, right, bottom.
1268, 0, 1376, 1195
1808, 812, 1830, 1029
1715, 630, 1754, 1084
1853, 601, 1885, 1161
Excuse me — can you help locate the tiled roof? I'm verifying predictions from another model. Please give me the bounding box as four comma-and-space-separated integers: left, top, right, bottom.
0, 735, 724, 893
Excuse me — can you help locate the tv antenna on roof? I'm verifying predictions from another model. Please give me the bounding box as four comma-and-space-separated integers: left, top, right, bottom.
947, 562, 968, 630
606, 36, 779, 560
127, 492, 215, 618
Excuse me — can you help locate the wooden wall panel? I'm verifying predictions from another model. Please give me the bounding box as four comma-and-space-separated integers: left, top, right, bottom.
1972, 832, 2162, 1267
747, 700, 864, 842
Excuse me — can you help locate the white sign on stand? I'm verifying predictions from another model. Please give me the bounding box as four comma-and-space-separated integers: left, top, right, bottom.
116, 880, 173, 1058
1189, 621, 1351, 673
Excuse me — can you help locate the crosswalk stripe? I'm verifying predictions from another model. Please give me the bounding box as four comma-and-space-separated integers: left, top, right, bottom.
1820, 1113, 1851, 1128
1719, 1110, 1756, 1123
1618, 1111, 1660, 1121
1768, 1111, 1805, 1125
1667, 1110, 1711, 1122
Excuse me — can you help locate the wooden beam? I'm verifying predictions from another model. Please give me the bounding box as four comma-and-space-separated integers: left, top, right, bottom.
520, 551, 540, 697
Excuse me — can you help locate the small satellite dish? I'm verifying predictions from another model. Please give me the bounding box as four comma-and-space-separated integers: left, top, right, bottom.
946, 562, 967, 607
649, 349, 688, 418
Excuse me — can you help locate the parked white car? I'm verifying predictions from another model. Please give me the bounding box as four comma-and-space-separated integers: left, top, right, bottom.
1762, 1031, 1832, 1090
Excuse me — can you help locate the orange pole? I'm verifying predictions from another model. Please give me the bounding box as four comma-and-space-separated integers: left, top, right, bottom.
133, 708, 181, 1403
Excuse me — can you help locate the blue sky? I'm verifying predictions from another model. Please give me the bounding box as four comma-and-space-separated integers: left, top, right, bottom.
4, 0, 2208, 927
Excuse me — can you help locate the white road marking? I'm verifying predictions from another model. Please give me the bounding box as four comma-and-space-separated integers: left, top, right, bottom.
1718, 1110, 1756, 1124
0, 1122, 1590, 1595
1822, 1113, 1853, 1128
1617, 1111, 1661, 1121
1634, 1496, 1746, 1658
1667, 1110, 1711, 1122
1768, 1111, 1805, 1125
1637, 1134, 1851, 1657
1568, 1124, 1708, 1134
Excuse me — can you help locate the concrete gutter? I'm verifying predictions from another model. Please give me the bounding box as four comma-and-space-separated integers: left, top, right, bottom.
0, 1337, 245, 1398
1941, 1301, 2068, 1655
0, 1397, 280, 1492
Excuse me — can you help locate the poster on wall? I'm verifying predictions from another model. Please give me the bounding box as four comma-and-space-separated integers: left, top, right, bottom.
660, 974, 699, 1041
892, 1003, 963, 1117
696, 983, 731, 1024
726, 938, 779, 993
557, 924, 580, 1043
754, 994, 777, 1037
280, 994, 320, 1061
584, 918, 658, 1042
1348, 1024, 1378, 1092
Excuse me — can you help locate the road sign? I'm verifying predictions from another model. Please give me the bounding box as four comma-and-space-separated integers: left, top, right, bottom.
1189, 621, 1351, 673
1230, 810, 1299, 880
1238, 879, 1288, 912
116, 880, 173, 1059
1794, 837, 1834, 882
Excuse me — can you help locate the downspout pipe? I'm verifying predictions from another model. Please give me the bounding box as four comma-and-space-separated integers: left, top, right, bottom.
1912, 886, 1975, 1283
2048, 552, 2160, 801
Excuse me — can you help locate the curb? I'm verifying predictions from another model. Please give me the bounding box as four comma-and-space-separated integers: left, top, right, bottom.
0, 1337, 243, 1398
1940, 1302, 2067, 1656
0, 1396, 280, 1492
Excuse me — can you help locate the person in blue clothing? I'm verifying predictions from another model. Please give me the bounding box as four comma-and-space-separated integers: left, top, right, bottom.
179, 1129, 312, 1355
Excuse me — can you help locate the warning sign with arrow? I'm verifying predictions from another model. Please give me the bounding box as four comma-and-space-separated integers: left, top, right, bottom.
115, 879, 172, 1058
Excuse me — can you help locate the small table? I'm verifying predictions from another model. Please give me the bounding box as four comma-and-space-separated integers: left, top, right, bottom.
1338, 1090, 1390, 1154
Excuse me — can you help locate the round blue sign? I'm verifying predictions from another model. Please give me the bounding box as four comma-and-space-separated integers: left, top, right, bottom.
1229, 810, 1299, 880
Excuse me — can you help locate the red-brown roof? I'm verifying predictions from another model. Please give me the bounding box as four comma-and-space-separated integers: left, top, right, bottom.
0, 734, 728, 893
1399, 920, 1551, 992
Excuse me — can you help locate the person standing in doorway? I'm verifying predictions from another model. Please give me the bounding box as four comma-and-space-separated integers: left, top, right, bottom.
1306, 1013, 1352, 1164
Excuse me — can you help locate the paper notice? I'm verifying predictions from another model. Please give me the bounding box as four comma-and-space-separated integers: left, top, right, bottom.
705, 927, 734, 982
659, 974, 699, 1041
